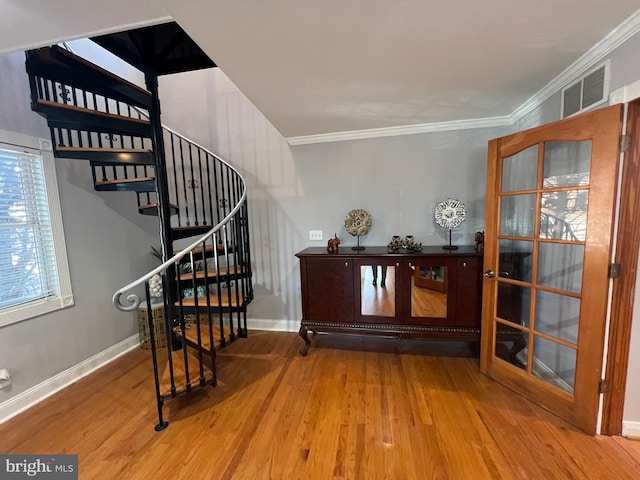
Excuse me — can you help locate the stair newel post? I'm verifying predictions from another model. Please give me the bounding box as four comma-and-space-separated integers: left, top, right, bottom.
144, 283, 169, 431
144, 72, 179, 350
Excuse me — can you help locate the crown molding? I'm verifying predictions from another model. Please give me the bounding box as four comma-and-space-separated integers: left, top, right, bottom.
287, 9, 640, 146
286, 115, 513, 146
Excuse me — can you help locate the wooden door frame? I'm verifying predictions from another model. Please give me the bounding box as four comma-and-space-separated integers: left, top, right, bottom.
602, 99, 640, 435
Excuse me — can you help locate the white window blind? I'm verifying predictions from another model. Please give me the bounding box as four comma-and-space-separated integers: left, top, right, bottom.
0, 133, 73, 327
0, 148, 58, 309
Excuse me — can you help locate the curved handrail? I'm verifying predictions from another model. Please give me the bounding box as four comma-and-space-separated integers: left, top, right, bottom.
112, 125, 247, 312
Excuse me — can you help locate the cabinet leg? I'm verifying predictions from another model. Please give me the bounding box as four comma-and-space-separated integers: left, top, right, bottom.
299, 325, 311, 356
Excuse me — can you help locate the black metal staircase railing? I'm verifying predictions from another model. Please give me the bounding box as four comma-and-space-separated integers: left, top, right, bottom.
25, 44, 253, 430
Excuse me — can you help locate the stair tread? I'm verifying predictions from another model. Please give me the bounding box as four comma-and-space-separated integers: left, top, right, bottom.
27, 46, 152, 109
171, 225, 213, 240
95, 176, 154, 186
177, 294, 243, 308
178, 265, 244, 282
36, 99, 151, 125
173, 323, 230, 353
174, 244, 229, 256
57, 147, 154, 166
57, 146, 152, 154
172, 225, 212, 232
139, 202, 178, 216
159, 350, 214, 397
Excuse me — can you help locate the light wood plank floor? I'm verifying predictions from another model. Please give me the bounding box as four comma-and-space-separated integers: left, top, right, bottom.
1, 331, 640, 479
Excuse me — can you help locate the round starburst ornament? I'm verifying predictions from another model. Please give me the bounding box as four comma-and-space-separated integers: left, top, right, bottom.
344, 209, 372, 250
435, 198, 466, 250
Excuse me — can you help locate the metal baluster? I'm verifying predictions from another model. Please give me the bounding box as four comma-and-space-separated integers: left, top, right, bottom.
188, 143, 199, 226
43, 78, 52, 101
197, 148, 207, 226
144, 283, 168, 431
205, 153, 215, 238
171, 134, 180, 225
212, 231, 225, 348
180, 138, 189, 226
213, 158, 222, 226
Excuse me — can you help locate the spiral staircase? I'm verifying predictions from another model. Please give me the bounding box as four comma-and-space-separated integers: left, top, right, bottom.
25, 22, 253, 431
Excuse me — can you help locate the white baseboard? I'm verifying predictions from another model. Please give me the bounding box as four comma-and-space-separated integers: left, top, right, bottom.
0, 334, 140, 425
622, 421, 640, 438
246, 318, 298, 332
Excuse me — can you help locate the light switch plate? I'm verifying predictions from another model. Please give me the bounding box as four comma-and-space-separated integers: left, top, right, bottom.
309, 230, 323, 241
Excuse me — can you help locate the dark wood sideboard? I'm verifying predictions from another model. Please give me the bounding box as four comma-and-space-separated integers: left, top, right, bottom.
296, 245, 483, 355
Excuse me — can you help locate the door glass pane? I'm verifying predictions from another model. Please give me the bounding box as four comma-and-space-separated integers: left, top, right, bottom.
502, 145, 538, 192
532, 336, 576, 394
500, 194, 536, 237
497, 284, 530, 328
534, 291, 580, 344
495, 326, 527, 370
537, 243, 584, 293
540, 190, 588, 241
361, 265, 395, 317
411, 265, 447, 318
499, 240, 533, 282
543, 140, 592, 188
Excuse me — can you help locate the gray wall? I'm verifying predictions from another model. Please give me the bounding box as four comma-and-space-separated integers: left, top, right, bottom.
158, 69, 509, 330
0, 51, 159, 405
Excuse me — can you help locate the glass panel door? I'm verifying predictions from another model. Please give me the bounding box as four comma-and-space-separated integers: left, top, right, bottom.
494, 140, 590, 393
481, 104, 623, 434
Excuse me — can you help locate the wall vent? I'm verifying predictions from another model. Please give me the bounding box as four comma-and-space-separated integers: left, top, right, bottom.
561, 61, 610, 118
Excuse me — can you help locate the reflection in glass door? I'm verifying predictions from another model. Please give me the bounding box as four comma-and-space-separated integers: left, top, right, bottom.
496, 140, 591, 393
360, 264, 396, 317
411, 265, 448, 318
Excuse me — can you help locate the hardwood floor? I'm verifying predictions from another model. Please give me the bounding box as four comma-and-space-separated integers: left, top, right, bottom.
2, 331, 640, 479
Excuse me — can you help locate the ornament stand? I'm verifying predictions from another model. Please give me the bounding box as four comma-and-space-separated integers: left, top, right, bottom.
442, 228, 459, 251
352, 235, 365, 251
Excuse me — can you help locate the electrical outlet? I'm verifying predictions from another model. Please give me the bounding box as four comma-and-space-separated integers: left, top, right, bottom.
0, 367, 11, 390
309, 230, 323, 241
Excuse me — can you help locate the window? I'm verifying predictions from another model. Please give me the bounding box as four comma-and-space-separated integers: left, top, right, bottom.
0, 130, 73, 327
561, 61, 610, 118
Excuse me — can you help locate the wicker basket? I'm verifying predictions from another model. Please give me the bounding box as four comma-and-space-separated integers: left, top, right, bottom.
137, 303, 168, 350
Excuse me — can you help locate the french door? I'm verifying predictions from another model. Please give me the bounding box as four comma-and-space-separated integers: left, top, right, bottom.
480, 104, 623, 434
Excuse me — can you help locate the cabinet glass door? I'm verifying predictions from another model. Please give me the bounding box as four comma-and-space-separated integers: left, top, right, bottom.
412, 265, 448, 318
407, 259, 454, 326
359, 263, 396, 318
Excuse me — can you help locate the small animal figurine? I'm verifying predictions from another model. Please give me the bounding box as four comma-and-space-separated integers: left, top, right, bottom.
474, 231, 485, 253
327, 234, 340, 253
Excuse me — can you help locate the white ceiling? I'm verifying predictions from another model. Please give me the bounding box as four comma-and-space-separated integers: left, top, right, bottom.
2, 0, 640, 141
